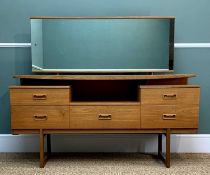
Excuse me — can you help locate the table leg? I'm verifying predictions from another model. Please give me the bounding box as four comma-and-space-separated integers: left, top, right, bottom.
47, 134, 51, 158
165, 128, 171, 168
39, 129, 45, 168
157, 129, 171, 168
158, 133, 162, 158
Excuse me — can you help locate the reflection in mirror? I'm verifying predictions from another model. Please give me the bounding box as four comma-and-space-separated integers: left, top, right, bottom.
31, 18, 174, 72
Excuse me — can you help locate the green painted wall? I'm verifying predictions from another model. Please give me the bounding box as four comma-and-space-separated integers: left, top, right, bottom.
0, 0, 210, 133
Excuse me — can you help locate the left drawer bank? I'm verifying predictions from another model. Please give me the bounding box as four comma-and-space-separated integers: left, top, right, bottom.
10, 86, 71, 129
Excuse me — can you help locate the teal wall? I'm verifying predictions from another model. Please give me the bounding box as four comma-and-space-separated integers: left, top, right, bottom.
0, 0, 210, 133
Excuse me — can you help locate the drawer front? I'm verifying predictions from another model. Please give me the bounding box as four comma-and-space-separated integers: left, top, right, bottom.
10, 88, 70, 105
141, 88, 200, 105
11, 106, 69, 129
141, 105, 199, 128
70, 105, 140, 129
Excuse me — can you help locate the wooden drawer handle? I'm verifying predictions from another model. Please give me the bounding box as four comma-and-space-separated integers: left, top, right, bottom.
162, 114, 176, 120
33, 94, 47, 100
98, 114, 112, 120
33, 115, 48, 121
162, 94, 176, 99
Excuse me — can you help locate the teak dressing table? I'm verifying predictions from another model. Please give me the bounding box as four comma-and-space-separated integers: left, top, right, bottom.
9, 74, 200, 168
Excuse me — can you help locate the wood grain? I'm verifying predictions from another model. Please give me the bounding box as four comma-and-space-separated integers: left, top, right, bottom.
10, 88, 70, 105
140, 85, 200, 88
70, 105, 140, 129
10, 86, 70, 89
11, 106, 70, 129
146, 78, 188, 85
140, 87, 200, 105
14, 74, 196, 81
12, 129, 198, 134
70, 102, 140, 106
141, 105, 199, 128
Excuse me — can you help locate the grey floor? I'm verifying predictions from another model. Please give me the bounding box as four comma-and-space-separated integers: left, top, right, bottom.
0, 153, 210, 175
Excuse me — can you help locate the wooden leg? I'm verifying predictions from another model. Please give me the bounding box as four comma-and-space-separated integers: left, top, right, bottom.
47, 134, 51, 158
39, 129, 45, 168
165, 128, 171, 168
39, 131, 51, 168
158, 134, 162, 158
157, 129, 171, 168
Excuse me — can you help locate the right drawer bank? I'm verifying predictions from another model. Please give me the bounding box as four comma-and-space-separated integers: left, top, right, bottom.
139, 85, 200, 129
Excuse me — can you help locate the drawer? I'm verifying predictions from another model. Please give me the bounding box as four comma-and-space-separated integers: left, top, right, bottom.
140, 87, 200, 105
10, 86, 70, 105
11, 106, 69, 129
141, 105, 199, 128
70, 105, 140, 129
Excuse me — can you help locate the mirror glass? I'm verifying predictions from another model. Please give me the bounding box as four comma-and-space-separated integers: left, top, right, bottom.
31, 18, 173, 72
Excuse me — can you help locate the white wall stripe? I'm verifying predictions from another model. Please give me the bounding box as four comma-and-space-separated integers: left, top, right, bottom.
175, 43, 210, 48
0, 43, 210, 48
0, 43, 31, 47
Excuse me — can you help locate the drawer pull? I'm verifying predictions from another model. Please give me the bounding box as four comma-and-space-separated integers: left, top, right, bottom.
162, 114, 176, 120
98, 114, 112, 120
163, 94, 176, 100
33, 115, 48, 121
33, 94, 47, 100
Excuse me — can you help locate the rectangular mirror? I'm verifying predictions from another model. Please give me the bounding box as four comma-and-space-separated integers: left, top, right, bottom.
31, 17, 174, 73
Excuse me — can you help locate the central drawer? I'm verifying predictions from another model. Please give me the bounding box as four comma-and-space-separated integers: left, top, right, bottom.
70, 105, 140, 129
11, 106, 69, 129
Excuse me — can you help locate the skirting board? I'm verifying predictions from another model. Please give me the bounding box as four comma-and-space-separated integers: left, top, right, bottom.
0, 134, 210, 153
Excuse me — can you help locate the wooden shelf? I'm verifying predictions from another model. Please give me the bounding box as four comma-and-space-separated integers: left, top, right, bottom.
70, 101, 140, 106
14, 74, 196, 80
